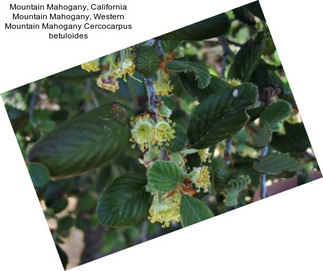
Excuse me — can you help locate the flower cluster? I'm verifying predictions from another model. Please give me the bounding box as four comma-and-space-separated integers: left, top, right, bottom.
153, 69, 173, 97
189, 166, 211, 193
115, 56, 136, 80
81, 59, 100, 72
198, 148, 211, 163
148, 192, 181, 228
81, 49, 136, 93
130, 113, 175, 152
96, 71, 119, 93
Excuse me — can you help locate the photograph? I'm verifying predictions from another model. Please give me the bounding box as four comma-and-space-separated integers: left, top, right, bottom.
1, 1, 320, 269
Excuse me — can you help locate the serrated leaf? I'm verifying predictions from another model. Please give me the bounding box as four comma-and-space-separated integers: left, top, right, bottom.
28, 103, 131, 180
251, 62, 282, 88
158, 13, 230, 40
160, 40, 182, 53
135, 47, 159, 77
28, 162, 51, 189
228, 36, 265, 82
180, 194, 213, 227
147, 161, 183, 192
223, 176, 250, 207
167, 123, 188, 152
188, 83, 258, 149
247, 122, 272, 148
167, 60, 211, 89
270, 122, 311, 153
213, 164, 233, 191
97, 174, 152, 227
260, 100, 292, 127
178, 73, 232, 100
253, 152, 300, 175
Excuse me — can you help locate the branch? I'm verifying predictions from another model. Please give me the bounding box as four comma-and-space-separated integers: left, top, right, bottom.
260, 146, 269, 199
218, 36, 235, 78
144, 78, 158, 120
28, 81, 40, 119
224, 137, 233, 164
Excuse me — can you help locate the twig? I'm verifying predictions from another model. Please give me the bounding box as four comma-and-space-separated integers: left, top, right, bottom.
155, 40, 164, 58
144, 78, 158, 120
84, 78, 94, 111
225, 138, 233, 164
140, 220, 149, 242
225, 38, 243, 48
218, 36, 235, 78
28, 81, 40, 120
145, 39, 155, 46
260, 146, 269, 199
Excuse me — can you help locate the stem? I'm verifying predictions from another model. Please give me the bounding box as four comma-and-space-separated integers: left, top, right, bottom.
144, 78, 158, 120
120, 49, 126, 62
145, 39, 155, 46
144, 78, 167, 160
225, 38, 243, 47
225, 138, 232, 164
28, 81, 40, 119
260, 146, 269, 199
218, 36, 234, 78
140, 220, 149, 242
155, 40, 164, 58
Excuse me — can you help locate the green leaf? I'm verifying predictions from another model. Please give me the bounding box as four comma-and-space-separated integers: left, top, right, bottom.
135, 47, 159, 77
160, 40, 182, 53
251, 62, 282, 88
28, 103, 131, 180
247, 122, 272, 148
5, 105, 29, 132
147, 161, 183, 192
167, 60, 211, 89
28, 162, 51, 189
223, 176, 250, 207
47, 197, 68, 213
228, 35, 265, 82
253, 152, 300, 175
213, 164, 233, 191
158, 13, 230, 40
167, 123, 188, 152
260, 100, 292, 127
96, 174, 152, 227
57, 216, 74, 233
188, 83, 258, 149
178, 73, 232, 101
180, 194, 213, 227
270, 122, 311, 153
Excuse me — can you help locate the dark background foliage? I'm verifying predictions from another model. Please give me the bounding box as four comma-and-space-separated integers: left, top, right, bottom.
1, 1, 320, 269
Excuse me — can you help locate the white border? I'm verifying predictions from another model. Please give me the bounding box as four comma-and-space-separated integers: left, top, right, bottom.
1, 1, 323, 270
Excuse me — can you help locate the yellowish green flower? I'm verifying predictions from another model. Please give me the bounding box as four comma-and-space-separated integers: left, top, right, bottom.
96, 72, 119, 93
115, 57, 136, 79
81, 59, 100, 72
148, 192, 181, 228
153, 69, 173, 96
154, 120, 175, 146
198, 148, 211, 163
190, 166, 211, 193
130, 115, 155, 152
227, 78, 241, 87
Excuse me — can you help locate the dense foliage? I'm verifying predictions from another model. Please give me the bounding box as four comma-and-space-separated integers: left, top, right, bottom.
2, 2, 319, 268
